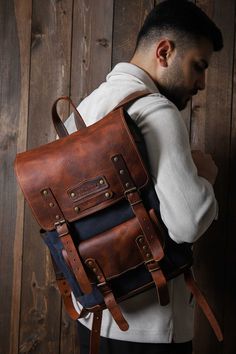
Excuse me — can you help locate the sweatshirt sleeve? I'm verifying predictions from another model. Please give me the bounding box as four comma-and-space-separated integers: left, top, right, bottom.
129, 94, 218, 244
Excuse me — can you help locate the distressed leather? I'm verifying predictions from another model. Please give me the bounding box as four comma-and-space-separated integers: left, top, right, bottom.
15, 108, 149, 231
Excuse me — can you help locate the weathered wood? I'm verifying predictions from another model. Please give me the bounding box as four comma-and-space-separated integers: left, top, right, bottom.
62, 1, 114, 352
70, 0, 114, 106
9, 2, 32, 354
192, 1, 235, 353
0, 1, 236, 353
0, 1, 30, 353
222, 4, 236, 353
60, 309, 80, 354
112, 0, 154, 67
19, 1, 74, 353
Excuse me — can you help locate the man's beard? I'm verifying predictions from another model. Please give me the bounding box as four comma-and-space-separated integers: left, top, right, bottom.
157, 61, 192, 111
158, 84, 189, 110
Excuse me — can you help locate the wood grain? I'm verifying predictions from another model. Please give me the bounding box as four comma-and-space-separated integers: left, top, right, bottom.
0, 1, 28, 353
19, 1, 73, 353
222, 2, 236, 353
0, 1, 236, 353
9, 2, 32, 353
192, 1, 235, 353
112, 0, 154, 66
70, 0, 114, 106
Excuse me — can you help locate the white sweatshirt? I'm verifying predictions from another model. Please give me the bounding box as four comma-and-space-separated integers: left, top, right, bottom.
66, 63, 218, 343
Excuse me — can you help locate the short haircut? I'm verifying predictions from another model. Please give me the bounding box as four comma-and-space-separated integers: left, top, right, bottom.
135, 0, 223, 52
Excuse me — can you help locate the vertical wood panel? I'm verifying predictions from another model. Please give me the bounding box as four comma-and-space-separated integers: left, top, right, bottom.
70, 0, 114, 105
10, 2, 32, 353
61, 2, 114, 351
0, 1, 236, 353
112, 0, 154, 66
223, 4, 236, 353
19, 1, 74, 353
0, 1, 29, 353
192, 1, 235, 353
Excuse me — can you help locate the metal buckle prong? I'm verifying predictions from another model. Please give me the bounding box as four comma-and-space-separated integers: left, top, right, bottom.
54, 219, 66, 227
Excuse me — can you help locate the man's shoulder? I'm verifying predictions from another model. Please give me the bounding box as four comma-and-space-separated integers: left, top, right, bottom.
129, 92, 181, 121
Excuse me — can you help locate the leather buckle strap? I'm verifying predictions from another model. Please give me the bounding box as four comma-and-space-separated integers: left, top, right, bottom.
86, 259, 129, 332
184, 269, 223, 342
89, 310, 103, 354
112, 154, 164, 261
50, 255, 88, 320
56, 222, 92, 294
136, 235, 169, 306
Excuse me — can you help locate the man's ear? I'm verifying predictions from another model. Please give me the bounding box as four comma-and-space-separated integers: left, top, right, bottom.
156, 39, 175, 67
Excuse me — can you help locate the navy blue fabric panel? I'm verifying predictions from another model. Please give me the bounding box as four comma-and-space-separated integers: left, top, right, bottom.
71, 200, 134, 242
41, 230, 83, 298
110, 265, 152, 298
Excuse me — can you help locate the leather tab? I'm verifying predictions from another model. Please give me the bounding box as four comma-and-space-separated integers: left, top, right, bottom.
136, 235, 169, 306
184, 269, 223, 342
50, 256, 88, 320
56, 222, 92, 294
56, 278, 81, 320
86, 259, 129, 331
89, 310, 103, 354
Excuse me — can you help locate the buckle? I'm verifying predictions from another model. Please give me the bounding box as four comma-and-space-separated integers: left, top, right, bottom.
54, 219, 66, 227
97, 281, 106, 288
145, 258, 160, 272
124, 187, 137, 196
124, 187, 143, 206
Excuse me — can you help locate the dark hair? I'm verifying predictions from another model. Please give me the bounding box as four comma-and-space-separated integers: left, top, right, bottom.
136, 0, 223, 52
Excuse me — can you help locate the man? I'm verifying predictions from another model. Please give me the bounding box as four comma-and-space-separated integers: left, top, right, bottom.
66, 1, 223, 353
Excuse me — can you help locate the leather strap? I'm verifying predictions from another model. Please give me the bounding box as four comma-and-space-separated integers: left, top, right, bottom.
112, 90, 150, 111
89, 310, 103, 354
136, 234, 169, 306
52, 96, 86, 138
86, 259, 129, 331
184, 269, 223, 342
50, 256, 88, 320
112, 154, 169, 305
52, 90, 150, 139
112, 154, 164, 261
56, 222, 92, 294
40, 188, 92, 294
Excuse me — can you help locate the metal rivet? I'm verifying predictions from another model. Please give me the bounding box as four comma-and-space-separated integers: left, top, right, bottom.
105, 192, 111, 198
138, 237, 144, 243
125, 182, 130, 188
119, 169, 124, 175
97, 275, 101, 280
42, 189, 48, 196
92, 268, 97, 273
113, 156, 119, 162
70, 192, 76, 198
99, 179, 104, 185
49, 202, 54, 208
88, 261, 93, 266
146, 253, 151, 258
142, 245, 147, 251
74, 206, 80, 213
55, 215, 60, 220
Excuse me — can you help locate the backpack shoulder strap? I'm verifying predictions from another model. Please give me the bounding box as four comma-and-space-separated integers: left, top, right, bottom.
52, 90, 151, 138
112, 90, 150, 111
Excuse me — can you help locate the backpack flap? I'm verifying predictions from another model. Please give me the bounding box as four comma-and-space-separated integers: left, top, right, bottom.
14, 108, 149, 231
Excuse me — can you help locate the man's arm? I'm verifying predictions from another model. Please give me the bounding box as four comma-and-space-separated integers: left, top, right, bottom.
129, 94, 218, 244
191, 150, 218, 185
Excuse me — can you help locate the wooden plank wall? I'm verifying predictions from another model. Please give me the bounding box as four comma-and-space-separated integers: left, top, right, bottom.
0, 0, 235, 353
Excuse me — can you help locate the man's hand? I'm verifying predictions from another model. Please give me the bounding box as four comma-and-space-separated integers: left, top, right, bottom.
191, 150, 218, 185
